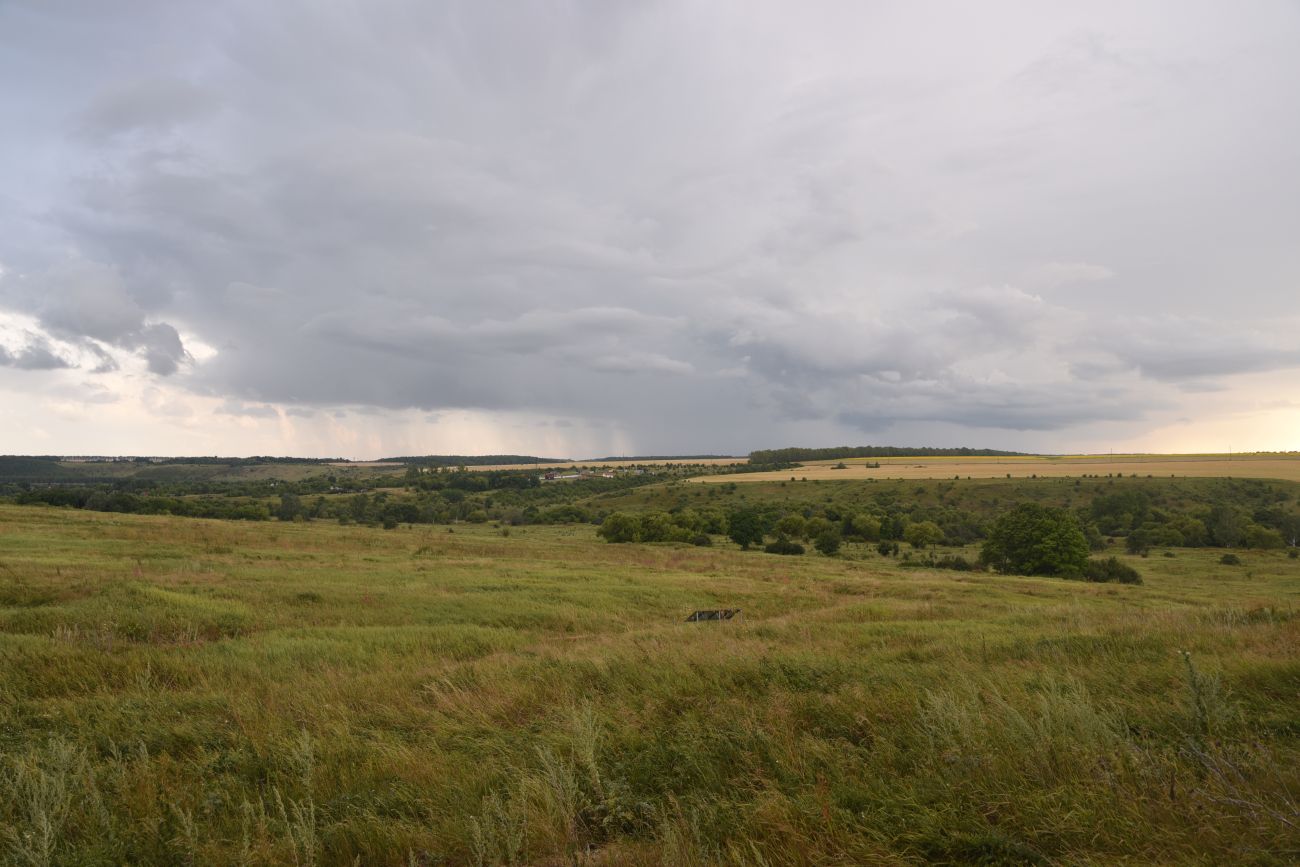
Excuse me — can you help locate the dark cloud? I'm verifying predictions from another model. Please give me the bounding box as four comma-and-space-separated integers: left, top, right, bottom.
0, 1, 1298, 453
77, 77, 219, 142
134, 323, 188, 375
6, 261, 190, 375
0, 338, 72, 371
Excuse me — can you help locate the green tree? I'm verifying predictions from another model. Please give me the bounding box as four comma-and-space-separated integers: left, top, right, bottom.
639, 511, 677, 542
727, 508, 766, 550
805, 516, 833, 540
277, 491, 303, 522
904, 520, 944, 549
672, 508, 704, 533
1206, 504, 1247, 547
1244, 524, 1285, 549
597, 512, 640, 543
775, 514, 807, 539
813, 528, 842, 556
845, 513, 882, 541
981, 503, 1089, 577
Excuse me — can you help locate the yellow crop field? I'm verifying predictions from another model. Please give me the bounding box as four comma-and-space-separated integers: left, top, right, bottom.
692, 453, 1300, 483
466, 457, 747, 472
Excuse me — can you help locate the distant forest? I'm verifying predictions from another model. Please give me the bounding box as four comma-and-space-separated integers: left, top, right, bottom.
586, 455, 738, 462
381, 454, 565, 466
748, 446, 1031, 464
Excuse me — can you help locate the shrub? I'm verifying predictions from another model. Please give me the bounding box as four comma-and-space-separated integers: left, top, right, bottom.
775, 514, 807, 539
727, 508, 766, 550
805, 516, 834, 539
904, 520, 944, 549
638, 511, 679, 543
1219, 553, 1243, 566
845, 513, 882, 541
902, 553, 976, 572
1125, 530, 1152, 556
813, 528, 842, 556
1289, 548, 1298, 559
934, 554, 976, 571
597, 512, 640, 543
536, 504, 591, 524
764, 536, 805, 555
690, 533, 712, 547
981, 503, 1089, 577
1244, 524, 1285, 549
1081, 556, 1142, 584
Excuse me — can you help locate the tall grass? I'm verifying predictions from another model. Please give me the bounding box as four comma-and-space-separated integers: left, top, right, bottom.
1, 504, 1298, 863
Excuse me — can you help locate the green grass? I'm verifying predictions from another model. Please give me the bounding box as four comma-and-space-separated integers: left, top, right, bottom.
2, 504, 1298, 864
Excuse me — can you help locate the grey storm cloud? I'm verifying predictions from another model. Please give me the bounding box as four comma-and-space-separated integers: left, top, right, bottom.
0, 337, 72, 371
1, 0, 1298, 453
8, 260, 191, 376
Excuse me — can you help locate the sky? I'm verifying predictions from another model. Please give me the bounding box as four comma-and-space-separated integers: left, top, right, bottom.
1, 0, 1298, 459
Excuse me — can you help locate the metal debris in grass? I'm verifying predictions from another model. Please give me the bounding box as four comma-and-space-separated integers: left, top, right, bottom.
686, 608, 741, 622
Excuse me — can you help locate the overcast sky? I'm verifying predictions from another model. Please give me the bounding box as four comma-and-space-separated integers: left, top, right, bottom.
1, 1, 1298, 458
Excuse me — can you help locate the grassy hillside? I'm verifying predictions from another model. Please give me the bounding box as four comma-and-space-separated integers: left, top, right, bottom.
2, 505, 1297, 864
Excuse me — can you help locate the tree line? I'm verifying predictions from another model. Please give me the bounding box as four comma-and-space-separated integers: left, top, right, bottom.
748, 445, 1028, 464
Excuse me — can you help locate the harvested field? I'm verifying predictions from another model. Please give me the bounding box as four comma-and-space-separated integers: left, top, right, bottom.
466, 457, 746, 472
692, 453, 1300, 483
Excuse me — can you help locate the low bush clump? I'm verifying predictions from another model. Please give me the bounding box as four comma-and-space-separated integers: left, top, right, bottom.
902, 553, 977, 572
764, 536, 805, 555
1220, 553, 1243, 566
1081, 556, 1143, 584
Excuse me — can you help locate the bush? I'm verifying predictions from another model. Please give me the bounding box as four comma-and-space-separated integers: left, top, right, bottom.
1244, 524, 1285, 549
690, 533, 712, 547
904, 520, 944, 549
764, 536, 804, 555
902, 553, 976, 571
981, 503, 1089, 577
876, 540, 899, 557
638, 511, 679, 543
775, 514, 807, 539
1125, 530, 1151, 556
1289, 548, 1298, 559
597, 512, 640, 543
1219, 553, 1243, 566
536, 504, 591, 524
813, 529, 842, 556
1081, 557, 1142, 584
845, 513, 882, 541
727, 508, 766, 550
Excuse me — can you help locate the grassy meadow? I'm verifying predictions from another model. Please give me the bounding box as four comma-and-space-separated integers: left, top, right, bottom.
2, 503, 1299, 864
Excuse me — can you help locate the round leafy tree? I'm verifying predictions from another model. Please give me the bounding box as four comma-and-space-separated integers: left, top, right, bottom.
981, 503, 1089, 577
727, 507, 766, 550
597, 512, 640, 543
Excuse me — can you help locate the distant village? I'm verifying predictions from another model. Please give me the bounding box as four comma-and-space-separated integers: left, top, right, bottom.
62, 456, 169, 463
541, 468, 643, 482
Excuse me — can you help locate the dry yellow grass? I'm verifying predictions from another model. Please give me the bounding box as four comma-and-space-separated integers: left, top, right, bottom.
467, 457, 746, 472
692, 453, 1300, 483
